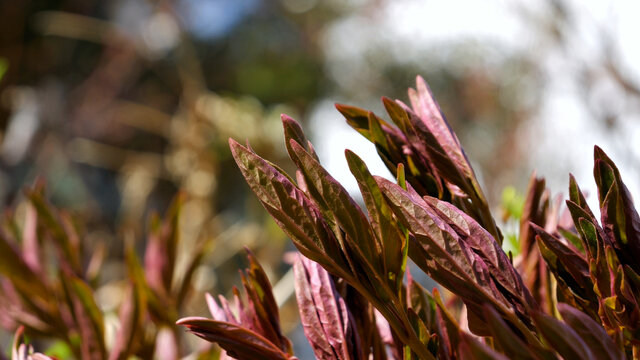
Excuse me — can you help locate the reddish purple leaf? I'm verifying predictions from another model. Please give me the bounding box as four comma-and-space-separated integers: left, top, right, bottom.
229, 138, 344, 270
294, 255, 363, 360
533, 311, 595, 360
458, 332, 508, 360
177, 318, 294, 360
557, 303, 624, 360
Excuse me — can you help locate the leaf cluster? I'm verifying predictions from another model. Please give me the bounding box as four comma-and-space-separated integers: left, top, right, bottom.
179, 76, 638, 359
0, 187, 210, 359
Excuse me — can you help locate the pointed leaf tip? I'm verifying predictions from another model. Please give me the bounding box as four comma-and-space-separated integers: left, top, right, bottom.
593, 145, 611, 162
280, 113, 295, 122
281, 114, 302, 134
176, 316, 209, 326
380, 96, 394, 105
228, 137, 242, 152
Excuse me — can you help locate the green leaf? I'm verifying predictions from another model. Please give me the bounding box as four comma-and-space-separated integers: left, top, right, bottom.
346, 150, 405, 292
397, 163, 407, 190
568, 174, 596, 220
45, 340, 73, 358
335, 103, 391, 143
367, 111, 390, 150
501, 185, 525, 221
0, 57, 7, 83
565, 201, 603, 257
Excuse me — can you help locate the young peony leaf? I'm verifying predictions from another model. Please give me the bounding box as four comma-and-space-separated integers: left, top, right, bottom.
287, 140, 383, 275
407, 76, 472, 184
242, 249, 292, 354
341, 77, 500, 243
482, 305, 554, 360
293, 258, 335, 359
294, 255, 363, 360
557, 303, 624, 360
334, 104, 392, 145
375, 177, 478, 295
405, 76, 499, 241
176, 235, 212, 307
406, 279, 460, 360
519, 174, 549, 257
533, 311, 595, 360
425, 196, 532, 307
181, 251, 294, 359
337, 101, 447, 201
516, 174, 561, 315
568, 205, 604, 260
457, 332, 509, 360
346, 150, 406, 292
125, 237, 173, 325
379, 176, 540, 341
176, 318, 295, 360
231, 136, 435, 358
282, 114, 319, 161
229, 138, 343, 270
531, 224, 597, 311
395, 100, 469, 194
593, 146, 640, 273
568, 174, 597, 222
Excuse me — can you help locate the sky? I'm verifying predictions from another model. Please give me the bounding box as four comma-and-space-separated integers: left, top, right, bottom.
308, 0, 640, 212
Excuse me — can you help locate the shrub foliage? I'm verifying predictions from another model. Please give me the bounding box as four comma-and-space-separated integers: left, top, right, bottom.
179, 76, 637, 359
2, 76, 639, 359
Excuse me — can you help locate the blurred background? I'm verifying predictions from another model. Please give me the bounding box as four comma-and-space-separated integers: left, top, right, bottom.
1, 0, 640, 356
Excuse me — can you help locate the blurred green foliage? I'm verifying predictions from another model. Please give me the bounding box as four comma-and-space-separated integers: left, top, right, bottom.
502, 185, 525, 221
0, 58, 7, 82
